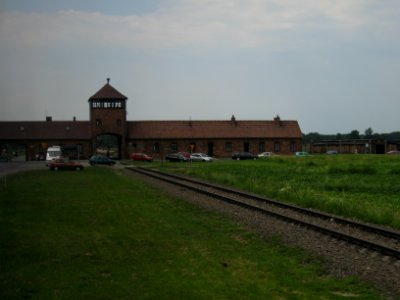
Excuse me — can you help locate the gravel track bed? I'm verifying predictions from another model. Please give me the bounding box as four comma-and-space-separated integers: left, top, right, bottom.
123, 169, 400, 299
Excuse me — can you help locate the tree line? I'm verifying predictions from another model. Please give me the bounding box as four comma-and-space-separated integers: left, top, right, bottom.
303, 128, 400, 144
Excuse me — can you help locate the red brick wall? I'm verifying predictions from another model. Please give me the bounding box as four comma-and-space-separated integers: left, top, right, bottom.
128, 138, 302, 159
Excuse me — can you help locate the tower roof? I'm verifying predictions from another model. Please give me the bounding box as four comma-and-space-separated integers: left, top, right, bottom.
88, 78, 127, 101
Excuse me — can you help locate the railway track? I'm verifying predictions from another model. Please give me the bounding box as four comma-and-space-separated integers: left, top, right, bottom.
128, 166, 400, 260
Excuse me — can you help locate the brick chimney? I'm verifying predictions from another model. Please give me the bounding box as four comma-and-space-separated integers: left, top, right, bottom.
274, 115, 282, 127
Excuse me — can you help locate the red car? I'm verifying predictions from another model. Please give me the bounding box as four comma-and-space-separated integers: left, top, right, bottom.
49, 159, 84, 171
177, 152, 191, 158
130, 153, 153, 162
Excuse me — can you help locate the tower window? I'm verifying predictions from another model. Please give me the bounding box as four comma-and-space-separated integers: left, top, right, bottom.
96, 119, 102, 127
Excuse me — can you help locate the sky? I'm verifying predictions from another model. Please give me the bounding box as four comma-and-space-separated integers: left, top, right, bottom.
0, 0, 399, 134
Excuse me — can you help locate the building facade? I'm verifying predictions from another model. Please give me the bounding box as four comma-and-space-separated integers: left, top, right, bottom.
0, 80, 303, 160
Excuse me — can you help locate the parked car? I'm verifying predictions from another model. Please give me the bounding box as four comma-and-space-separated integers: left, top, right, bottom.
49, 159, 84, 171
0, 155, 10, 162
190, 153, 213, 162
258, 152, 277, 158
387, 150, 400, 155
177, 152, 191, 158
232, 152, 257, 160
165, 153, 189, 162
326, 150, 338, 155
295, 152, 310, 157
89, 155, 116, 166
130, 153, 153, 162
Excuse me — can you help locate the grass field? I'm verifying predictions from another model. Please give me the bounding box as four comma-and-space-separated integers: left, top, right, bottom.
157, 154, 400, 230
0, 167, 382, 299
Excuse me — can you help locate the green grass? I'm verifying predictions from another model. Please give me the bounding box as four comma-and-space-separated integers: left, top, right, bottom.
0, 168, 382, 299
155, 155, 400, 229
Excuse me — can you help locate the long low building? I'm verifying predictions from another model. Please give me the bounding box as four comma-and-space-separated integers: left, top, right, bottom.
0, 80, 303, 160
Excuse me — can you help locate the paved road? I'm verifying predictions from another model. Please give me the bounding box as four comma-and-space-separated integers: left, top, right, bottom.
0, 160, 125, 179
0, 161, 49, 178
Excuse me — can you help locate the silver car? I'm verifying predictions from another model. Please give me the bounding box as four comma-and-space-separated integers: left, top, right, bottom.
190, 153, 213, 162
258, 152, 277, 158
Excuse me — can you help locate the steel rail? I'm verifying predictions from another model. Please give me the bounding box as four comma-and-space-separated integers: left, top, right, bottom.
136, 167, 400, 241
129, 166, 400, 260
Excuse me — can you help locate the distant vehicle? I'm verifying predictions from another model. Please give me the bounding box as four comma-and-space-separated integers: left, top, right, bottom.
165, 153, 189, 162
89, 155, 116, 166
295, 152, 310, 157
49, 159, 84, 171
177, 152, 191, 158
130, 153, 153, 162
258, 152, 277, 158
62, 144, 82, 160
46, 145, 62, 164
0, 155, 10, 162
232, 152, 257, 160
386, 150, 400, 155
190, 153, 213, 162
326, 150, 338, 155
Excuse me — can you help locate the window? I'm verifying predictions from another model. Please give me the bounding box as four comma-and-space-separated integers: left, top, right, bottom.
153, 142, 160, 153
290, 141, 297, 152
96, 119, 101, 127
225, 142, 232, 152
116, 119, 121, 127
274, 141, 281, 152
170, 142, 178, 152
189, 143, 196, 153
259, 141, 265, 153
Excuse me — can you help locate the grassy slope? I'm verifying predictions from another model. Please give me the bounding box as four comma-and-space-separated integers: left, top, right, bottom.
0, 168, 381, 299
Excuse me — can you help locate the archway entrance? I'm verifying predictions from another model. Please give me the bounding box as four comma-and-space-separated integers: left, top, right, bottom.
1, 142, 28, 161
207, 142, 214, 157
95, 134, 121, 159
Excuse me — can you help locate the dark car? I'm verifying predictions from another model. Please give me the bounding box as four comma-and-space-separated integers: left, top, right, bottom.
89, 155, 116, 166
232, 152, 257, 160
0, 155, 10, 162
130, 153, 153, 162
165, 153, 189, 162
49, 159, 84, 171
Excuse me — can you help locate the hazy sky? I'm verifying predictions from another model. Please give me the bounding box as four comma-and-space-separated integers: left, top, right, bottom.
1, 0, 399, 134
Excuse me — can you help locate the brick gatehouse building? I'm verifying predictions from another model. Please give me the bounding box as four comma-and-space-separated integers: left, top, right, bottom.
0, 79, 303, 160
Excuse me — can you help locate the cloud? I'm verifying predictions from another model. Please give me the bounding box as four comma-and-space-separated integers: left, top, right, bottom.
1, 0, 394, 53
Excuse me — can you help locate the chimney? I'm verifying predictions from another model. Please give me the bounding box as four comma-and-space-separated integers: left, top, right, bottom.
274, 115, 282, 127
107, 78, 110, 84
231, 115, 237, 126
46, 116, 52, 122
73, 116, 76, 122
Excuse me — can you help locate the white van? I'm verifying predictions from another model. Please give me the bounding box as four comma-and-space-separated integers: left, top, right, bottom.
46, 145, 62, 164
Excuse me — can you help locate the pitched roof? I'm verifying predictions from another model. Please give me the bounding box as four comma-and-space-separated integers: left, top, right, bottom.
128, 120, 302, 139
0, 119, 302, 141
0, 121, 91, 140
88, 82, 127, 101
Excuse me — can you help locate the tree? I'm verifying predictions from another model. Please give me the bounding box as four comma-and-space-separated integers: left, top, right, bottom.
350, 130, 360, 139
364, 128, 373, 138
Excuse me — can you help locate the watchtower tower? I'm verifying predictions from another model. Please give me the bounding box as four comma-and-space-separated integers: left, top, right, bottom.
88, 78, 128, 159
